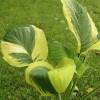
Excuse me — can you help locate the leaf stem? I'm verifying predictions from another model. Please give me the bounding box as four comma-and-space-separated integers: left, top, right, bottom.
68, 78, 77, 100
58, 94, 62, 100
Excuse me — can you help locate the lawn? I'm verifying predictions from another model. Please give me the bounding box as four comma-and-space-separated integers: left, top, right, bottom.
0, 0, 100, 100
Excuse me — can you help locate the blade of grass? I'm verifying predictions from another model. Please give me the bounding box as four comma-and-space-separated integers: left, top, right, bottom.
81, 85, 100, 100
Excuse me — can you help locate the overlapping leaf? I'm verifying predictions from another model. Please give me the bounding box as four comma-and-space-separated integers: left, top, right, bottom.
1, 25, 48, 67
88, 40, 100, 51
48, 57, 76, 93
48, 41, 67, 66
25, 40, 76, 95
25, 58, 76, 95
25, 61, 55, 96
81, 40, 100, 63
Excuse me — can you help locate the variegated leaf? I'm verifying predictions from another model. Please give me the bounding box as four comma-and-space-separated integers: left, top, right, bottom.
48, 57, 76, 93
88, 40, 100, 51
1, 25, 48, 67
61, 0, 98, 53
25, 58, 76, 95
81, 40, 100, 58
25, 61, 56, 96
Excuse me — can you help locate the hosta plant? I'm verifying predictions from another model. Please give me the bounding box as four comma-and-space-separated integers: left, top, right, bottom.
0, 0, 100, 100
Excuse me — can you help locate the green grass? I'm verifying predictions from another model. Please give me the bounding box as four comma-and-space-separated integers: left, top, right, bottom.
0, 0, 100, 100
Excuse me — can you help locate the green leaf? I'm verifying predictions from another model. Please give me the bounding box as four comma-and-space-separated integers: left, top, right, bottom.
77, 39, 100, 76
61, 0, 98, 53
1, 25, 48, 67
74, 55, 89, 77
88, 40, 100, 51
81, 40, 100, 57
76, 63, 89, 77
80, 40, 100, 65
48, 41, 67, 66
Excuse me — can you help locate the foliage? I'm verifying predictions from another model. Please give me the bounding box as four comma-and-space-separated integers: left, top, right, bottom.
0, 0, 100, 100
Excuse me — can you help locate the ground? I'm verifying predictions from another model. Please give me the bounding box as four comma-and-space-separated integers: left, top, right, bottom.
0, 0, 100, 100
